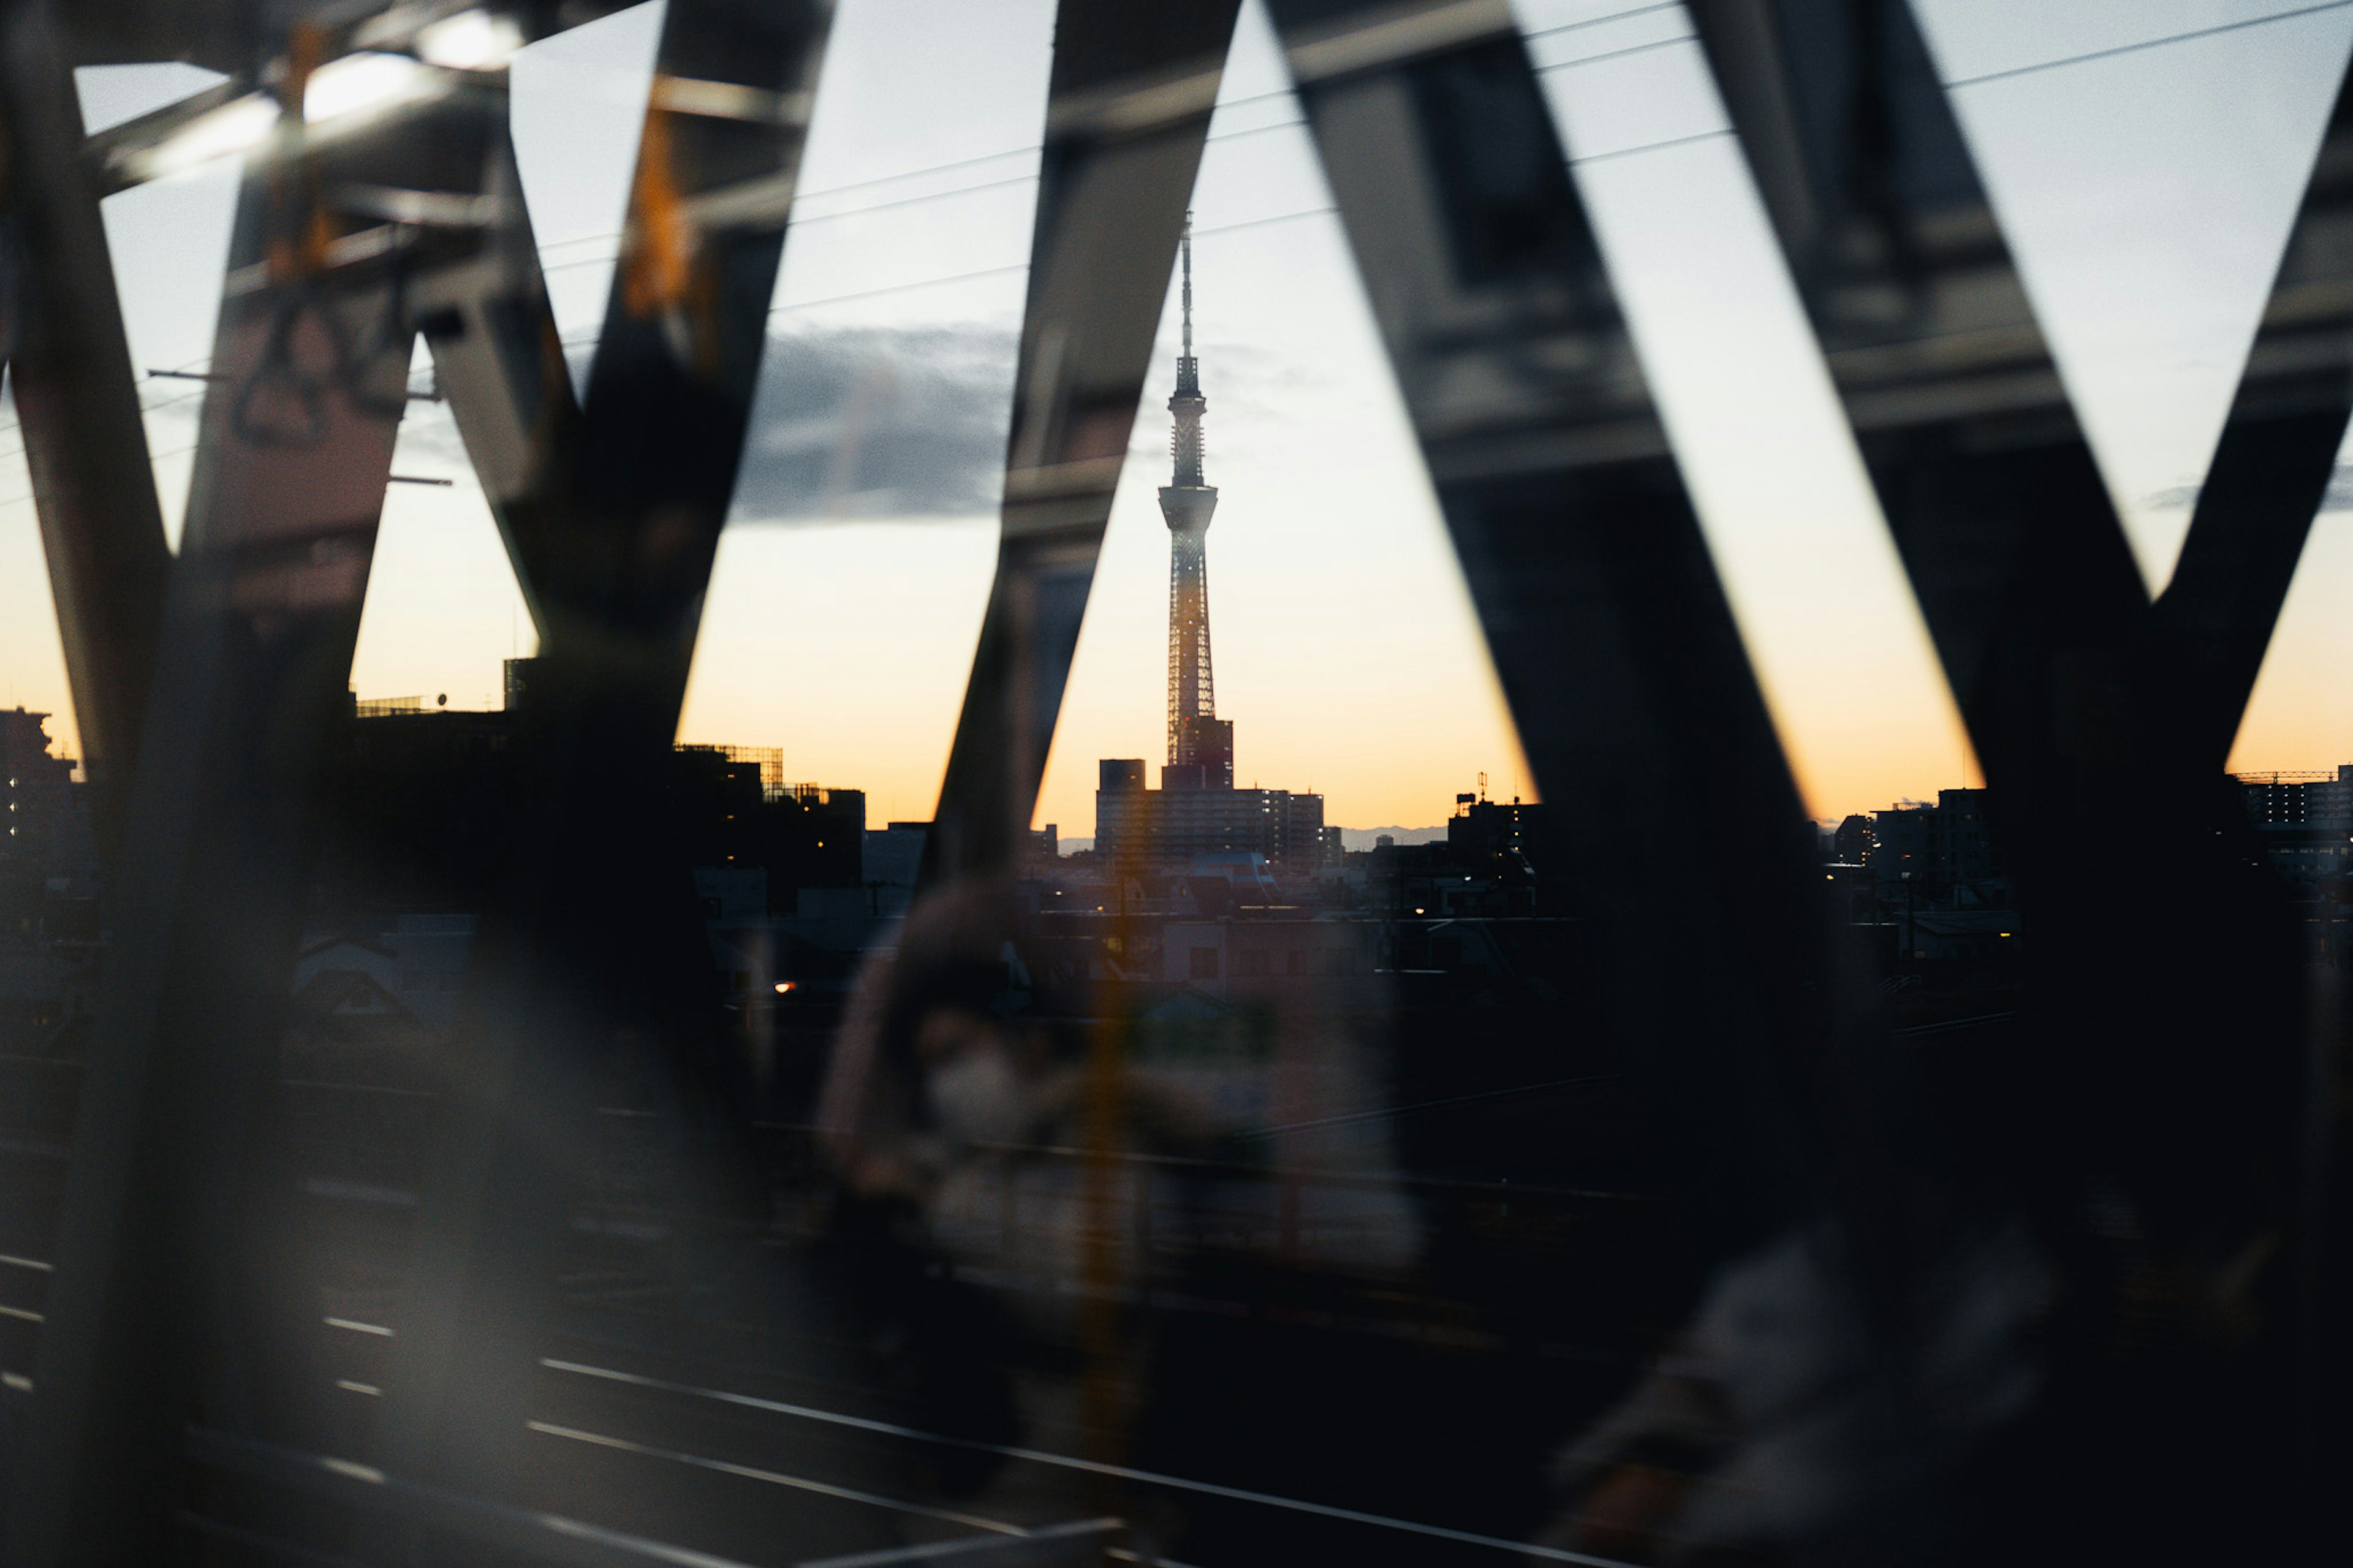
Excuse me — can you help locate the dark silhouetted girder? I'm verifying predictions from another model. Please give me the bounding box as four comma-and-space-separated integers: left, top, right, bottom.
0, 1, 173, 856
1690, 3, 2351, 1550
368, 0, 837, 1526
1261, 0, 1903, 1278
4, 56, 526, 1568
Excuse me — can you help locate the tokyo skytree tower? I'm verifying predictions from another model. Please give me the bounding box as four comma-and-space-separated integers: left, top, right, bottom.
1159, 214, 1229, 787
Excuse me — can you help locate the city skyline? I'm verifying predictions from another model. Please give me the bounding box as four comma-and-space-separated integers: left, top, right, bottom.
4, 1, 2353, 829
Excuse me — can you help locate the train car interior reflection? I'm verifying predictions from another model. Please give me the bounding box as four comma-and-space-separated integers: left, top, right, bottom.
0, 1, 2346, 1564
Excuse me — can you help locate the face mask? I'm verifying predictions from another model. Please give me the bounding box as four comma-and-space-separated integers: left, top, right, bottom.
926, 1039, 1026, 1148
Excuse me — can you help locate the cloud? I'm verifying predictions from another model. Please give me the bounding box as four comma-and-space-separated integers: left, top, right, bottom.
735, 328, 1330, 516
733, 324, 1017, 522
400, 322, 1331, 519
1121, 339, 1338, 461
510, 325, 1015, 521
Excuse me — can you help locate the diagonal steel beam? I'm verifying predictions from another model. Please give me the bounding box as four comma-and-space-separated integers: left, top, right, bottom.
1688, 0, 2149, 816
3, 53, 567, 1564
2132, 49, 2353, 1515
7, 99, 424, 1568
1684, 0, 2311, 1191
43, 0, 260, 75
1687, 1, 2331, 1545
926, 0, 1246, 885
2146, 61, 2353, 771
369, 0, 836, 1514
412, 116, 583, 644
1257, 0, 1906, 1273
0, 0, 173, 856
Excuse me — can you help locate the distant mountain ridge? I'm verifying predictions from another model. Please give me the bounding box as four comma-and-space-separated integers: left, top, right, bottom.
1336, 825, 1447, 850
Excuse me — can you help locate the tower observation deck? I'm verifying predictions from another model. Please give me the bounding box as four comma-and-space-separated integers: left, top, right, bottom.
1161, 214, 1232, 790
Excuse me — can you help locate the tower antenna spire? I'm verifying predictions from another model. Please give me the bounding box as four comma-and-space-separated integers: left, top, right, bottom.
1174, 210, 1199, 398
1160, 215, 1226, 785
1181, 210, 1193, 362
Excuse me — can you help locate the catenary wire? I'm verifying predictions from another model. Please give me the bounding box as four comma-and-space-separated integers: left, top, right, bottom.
1533, 31, 1696, 70
518, 2, 1692, 266
0, 354, 214, 450
549, 204, 1347, 347
7, 9, 2307, 485
0, 119, 1834, 479
533, 0, 2322, 281
537, 112, 1317, 276
1944, 0, 2353, 88
510, 3, 2316, 281
0, 442, 198, 512
547, 110, 1763, 335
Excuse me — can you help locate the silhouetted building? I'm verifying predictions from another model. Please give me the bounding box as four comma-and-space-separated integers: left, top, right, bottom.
1871, 789, 2002, 893
321, 705, 525, 912
2238, 767, 2353, 887
1354, 792, 1558, 917
322, 703, 860, 915
1097, 782, 1324, 869
2240, 765, 2353, 827
1854, 787, 2017, 964
864, 822, 929, 893
1438, 794, 1558, 911
2, 708, 81, 867
1447, 797, 1548, 870
1164, 716, 1232, 792
1, 708, 96, 945
1833, 813, 1875, 864
671, 746, 863, 906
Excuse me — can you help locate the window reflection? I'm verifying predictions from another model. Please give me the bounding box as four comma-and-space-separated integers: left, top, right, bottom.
0, 3, 2346, 1566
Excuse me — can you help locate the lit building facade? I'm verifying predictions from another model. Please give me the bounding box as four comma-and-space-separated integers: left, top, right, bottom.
1095, 765, 1324, 868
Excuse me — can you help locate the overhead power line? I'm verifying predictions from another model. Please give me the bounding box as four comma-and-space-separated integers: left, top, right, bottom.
551, 203, 1349, 346
1944, 0, 2353, 88
0, 441, 198, 513
540, 112, 1316, 276
7, 2, 2319, 469
1534, 32, 1695, 72
525, 1, 1694, 266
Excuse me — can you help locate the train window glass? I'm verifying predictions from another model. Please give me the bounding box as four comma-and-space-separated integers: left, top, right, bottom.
1521, 1, 1975, 817
2, 3, 2348, 1564
679, 0, 1054, 819
1913, 0, 2353, 590
73, 65, 241, 551
510, 1, 666, 395
2233, 419, 2353, 771
0, 385, 81, 768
